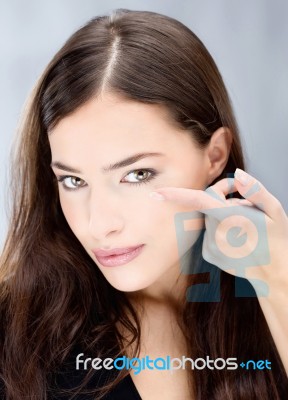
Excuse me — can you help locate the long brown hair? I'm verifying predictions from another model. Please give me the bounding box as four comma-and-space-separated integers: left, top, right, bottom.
0, 9, 287, 399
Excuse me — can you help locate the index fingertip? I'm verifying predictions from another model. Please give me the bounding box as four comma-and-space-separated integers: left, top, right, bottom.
149, 191, 165, 201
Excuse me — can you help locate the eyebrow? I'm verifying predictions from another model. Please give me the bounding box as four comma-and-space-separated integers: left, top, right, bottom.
50, 152, 164, 174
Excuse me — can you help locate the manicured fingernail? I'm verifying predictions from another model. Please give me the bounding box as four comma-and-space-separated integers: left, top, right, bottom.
149, 191, 165, 201
235, 168, 252, 186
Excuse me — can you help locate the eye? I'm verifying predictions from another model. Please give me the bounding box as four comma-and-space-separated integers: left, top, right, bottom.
57, 175, 87, 191
121, 169, 157, 185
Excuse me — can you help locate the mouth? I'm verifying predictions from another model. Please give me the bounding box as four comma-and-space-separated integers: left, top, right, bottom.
92, 244, 145, 267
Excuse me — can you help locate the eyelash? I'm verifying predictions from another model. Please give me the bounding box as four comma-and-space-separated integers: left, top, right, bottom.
56, 176, 86, 191
56, 169, 158, 191
123, 169, 157, 186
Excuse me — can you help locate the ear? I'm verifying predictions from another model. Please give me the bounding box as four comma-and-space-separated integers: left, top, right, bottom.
205, 127, 232, 185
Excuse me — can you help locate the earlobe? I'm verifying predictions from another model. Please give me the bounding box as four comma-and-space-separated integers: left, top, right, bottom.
206, 127, 232, 183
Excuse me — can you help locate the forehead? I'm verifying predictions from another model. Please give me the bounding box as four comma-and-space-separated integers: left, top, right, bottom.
48, 94, 198, 162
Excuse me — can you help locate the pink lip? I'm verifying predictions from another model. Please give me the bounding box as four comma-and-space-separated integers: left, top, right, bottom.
92, 244, 145, 267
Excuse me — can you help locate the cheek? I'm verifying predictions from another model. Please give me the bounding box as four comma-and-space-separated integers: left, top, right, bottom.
138, 197, 179, 241
143, 196, 204, 253
59, 195, 85, 235
133, 195, 171, 222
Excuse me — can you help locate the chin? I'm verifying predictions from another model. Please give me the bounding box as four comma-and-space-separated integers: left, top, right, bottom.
105, 274, 156, 293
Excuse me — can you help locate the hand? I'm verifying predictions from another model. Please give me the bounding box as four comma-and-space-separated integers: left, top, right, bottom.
150, 168, 288, 297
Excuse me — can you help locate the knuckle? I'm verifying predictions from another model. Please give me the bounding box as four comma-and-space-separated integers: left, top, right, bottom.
271, 197, 284, 216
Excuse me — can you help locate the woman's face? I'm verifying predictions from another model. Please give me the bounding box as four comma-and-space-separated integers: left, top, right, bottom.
49, 94, 211, 295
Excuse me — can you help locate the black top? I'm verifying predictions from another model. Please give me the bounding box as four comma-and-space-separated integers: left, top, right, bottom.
50, 370, 141, 400
48, 363, 141, 400
0, 344, 142, 400
48, 344, 142, 400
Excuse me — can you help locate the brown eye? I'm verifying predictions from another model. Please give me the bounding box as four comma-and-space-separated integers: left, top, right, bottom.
135, 170, 150, 181
70, 177, 85, 187
123, 169, 157, 185
57, 176, 87, 190
123, 169, 153, 183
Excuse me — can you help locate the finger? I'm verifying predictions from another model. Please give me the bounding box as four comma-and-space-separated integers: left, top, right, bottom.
229, 198, 254, 207
207, 179, 254, 207
150, 178, 241, 210
205, 177, 238, 203
149, 187, 227, 212
234, 168, 285, 220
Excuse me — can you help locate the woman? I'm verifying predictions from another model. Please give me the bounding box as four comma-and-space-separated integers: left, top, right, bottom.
0, 8, 287, 400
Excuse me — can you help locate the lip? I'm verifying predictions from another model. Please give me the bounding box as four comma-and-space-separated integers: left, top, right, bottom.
92, 244, 145, 267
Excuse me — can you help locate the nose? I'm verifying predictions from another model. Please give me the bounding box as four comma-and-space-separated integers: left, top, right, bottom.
88, 188, 125, 241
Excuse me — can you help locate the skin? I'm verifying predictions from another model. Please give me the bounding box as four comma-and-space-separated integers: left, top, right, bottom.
49, 93, 288, 397
49, 93, 232, 399
153, 167, 288, 376
49, 93, 231, 303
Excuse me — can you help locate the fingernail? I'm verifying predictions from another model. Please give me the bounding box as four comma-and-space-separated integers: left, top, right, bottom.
235, 168, 252, 186
149, 191, 165, 201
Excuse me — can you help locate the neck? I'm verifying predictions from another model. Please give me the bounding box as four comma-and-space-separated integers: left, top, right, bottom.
127, 246, 195, 310
126, 268, 190, 318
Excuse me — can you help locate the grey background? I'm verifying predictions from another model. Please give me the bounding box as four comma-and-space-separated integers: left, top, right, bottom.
1, 0, 287, 249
